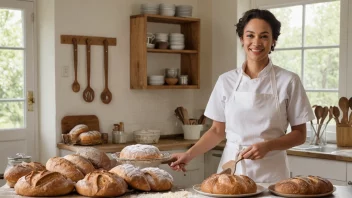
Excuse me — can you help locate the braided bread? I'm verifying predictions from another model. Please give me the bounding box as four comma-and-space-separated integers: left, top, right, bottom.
274, 176, 333, 195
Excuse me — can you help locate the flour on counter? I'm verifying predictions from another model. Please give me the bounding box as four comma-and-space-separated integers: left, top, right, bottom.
120, 190, 200, 198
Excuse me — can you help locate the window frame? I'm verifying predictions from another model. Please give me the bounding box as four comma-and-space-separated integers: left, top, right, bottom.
249, 0, 349, 143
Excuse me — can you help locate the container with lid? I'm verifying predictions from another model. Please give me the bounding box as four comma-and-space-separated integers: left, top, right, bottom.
179, 75, 188, 85
112, 122, 127, 144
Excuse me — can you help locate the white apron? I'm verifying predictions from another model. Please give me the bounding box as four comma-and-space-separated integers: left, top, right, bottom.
216, 64, 290, 183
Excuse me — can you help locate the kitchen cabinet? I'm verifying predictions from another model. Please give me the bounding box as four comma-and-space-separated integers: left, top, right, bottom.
288, 155, 347, 185
130, 14, 200, 89
204, 150, 222, 178
159, 149, 204, 188
346, 163, 352, 186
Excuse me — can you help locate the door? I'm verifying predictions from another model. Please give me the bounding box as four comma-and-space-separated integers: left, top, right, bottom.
0, 0, 36, 184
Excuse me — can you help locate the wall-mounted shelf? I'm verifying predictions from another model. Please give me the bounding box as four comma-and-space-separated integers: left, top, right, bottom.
130, 14, 200, 89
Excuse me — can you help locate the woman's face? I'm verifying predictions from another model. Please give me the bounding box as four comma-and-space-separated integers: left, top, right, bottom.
240, 18, 275, 63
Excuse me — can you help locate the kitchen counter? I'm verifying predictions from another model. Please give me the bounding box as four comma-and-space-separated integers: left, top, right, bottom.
2, 183, 351, 197
57, 138, 352, 162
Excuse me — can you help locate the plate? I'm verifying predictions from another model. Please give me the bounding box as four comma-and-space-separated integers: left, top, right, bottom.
268, 184, 336, 197
111, 152, 171, 168
192, 184, 265, 197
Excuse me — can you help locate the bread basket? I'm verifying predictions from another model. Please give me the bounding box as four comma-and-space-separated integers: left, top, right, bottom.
133, 129, 160, 144
111, 152, 171, 168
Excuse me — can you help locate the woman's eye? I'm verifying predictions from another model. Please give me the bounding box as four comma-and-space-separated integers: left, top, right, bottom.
261, 35, 269, 39
246, 35, 254, 38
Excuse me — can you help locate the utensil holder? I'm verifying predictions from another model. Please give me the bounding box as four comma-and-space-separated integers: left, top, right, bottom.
309, 123, 327, 147
336, 126, 352, 147
182, 124, 204, 140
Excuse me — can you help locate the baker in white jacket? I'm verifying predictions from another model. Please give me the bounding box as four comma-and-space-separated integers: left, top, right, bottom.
169, 9, 314, 183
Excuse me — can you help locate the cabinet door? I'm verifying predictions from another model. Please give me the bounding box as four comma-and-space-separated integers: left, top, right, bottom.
288, 156, 346, 183
204, 150, 222, 178
346, 163, 352, 186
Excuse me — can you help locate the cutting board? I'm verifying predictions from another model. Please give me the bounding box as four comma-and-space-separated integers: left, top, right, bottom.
61, 115, 108, 144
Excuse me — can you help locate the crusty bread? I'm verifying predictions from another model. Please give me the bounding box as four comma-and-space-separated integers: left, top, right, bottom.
63, 154, 95, 175
14, 170, 74, 196
76, 147, 112, 170
4, 162, 46, 188
274, 176, 333, 195
120, 144, 162, 160
45, 157, 84, 182
78, 130, 102, 145
141, 167, 173, 191
68, 124, 89, 144
201, 174, 257, 195
75, 170, 127, 197
110, 164, 151, 191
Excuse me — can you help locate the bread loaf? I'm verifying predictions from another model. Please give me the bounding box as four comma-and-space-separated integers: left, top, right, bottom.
141, 167, 173, 191
201, 174, 257, 195
75, 170, 127, 197
120, 144, 162, 160
63, 154, 95, 175
68, 124, 89, 144
45, 157, 84, 182
76, 147, 111, 170
4, 162, 46, 188
110, 164, 151, 191
274, 176, 333, 195
14, 170, 74, 196
78, 130, 102, 145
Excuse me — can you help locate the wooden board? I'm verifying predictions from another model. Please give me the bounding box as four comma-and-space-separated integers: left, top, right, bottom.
61, 35, 116, 46
61, 115, 100, 134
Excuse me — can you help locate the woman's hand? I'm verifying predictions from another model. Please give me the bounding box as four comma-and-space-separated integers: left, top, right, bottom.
168, 152, 192, 172
241, 142, 271, 160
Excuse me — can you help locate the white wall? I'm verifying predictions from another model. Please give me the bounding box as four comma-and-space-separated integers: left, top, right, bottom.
36, 0, 214, 162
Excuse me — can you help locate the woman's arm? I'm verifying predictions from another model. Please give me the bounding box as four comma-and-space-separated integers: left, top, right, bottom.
242, 123, 306, 160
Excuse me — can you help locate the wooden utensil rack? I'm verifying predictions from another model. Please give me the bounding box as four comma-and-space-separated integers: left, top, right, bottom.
61, 35, 117, 46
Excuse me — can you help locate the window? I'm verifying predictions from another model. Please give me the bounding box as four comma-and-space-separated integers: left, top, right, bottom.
269, 1, 340, 107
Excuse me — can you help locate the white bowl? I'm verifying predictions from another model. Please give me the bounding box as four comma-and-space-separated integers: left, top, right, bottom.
134, 129, 161, 144
147, 43, 155, 49
170, 45, 185, 50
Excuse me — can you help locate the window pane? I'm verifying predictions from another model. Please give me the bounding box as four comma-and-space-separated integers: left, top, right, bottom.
0, 49, 24, 99
306, 92, 338, 107
304, 48, 339, 90
305, 1, 340, 46
270, 50, 301, 77
270, 6, 302, 48
0, 9, 24, 48
0, 101, 24, 129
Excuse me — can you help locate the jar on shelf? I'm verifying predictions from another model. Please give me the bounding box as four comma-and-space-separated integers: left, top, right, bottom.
179, 75, 188, 85
112, 122, 127, 144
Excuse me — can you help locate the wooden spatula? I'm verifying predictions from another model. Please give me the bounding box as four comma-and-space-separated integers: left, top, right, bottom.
220, 155, 243, 175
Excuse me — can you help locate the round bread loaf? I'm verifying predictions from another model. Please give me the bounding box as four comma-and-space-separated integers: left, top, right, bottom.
78, 131, 102, 145
201, 174, 257, 195
46, 157, 84, 182
4, 162, 46, 188
110, 164, 151, 191
63, 154, 95, 175
68, 124, 89, 144
141, 167, 173, 191
76, 147, 111, 170
75, 170, 127, 197
274, 176, 333, 195
120, 144, 162, 160
14, 170, 74, 196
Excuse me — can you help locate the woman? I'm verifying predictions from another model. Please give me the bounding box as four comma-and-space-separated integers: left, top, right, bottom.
169, 9, 314, 183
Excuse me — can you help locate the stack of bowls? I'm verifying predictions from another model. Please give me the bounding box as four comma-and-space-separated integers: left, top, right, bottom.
176, 5, 193, 17
148, 75, 165, 85
169, 33, 185, 50
159, 3, 175, 16
141, 3, 159, 14
155, 33, 169, 49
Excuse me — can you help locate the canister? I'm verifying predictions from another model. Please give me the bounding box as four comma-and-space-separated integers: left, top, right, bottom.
179, 75, 188, 85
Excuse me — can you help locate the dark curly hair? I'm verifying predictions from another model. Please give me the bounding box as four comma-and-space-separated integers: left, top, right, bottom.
236, 9, 281, 52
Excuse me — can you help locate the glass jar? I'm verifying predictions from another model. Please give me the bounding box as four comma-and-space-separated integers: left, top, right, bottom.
5, 153, 31, 173
112, 122, 127, 144
309, 123, 327, 147
179, 75, 188, 85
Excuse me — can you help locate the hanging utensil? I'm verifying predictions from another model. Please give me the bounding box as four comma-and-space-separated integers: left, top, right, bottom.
339, 97, 349, 124
71, 38, 80, 92
83, 38, 95, 102
100, 39, 112, 104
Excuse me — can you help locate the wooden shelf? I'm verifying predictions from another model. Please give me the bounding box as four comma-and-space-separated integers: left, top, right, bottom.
131, 14, 200, 24
147, 49, 198, 54
147, 85, 199, 89
130, 14, 200, 89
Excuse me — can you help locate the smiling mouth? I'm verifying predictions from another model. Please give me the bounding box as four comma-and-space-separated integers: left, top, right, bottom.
250, 48, 264, 53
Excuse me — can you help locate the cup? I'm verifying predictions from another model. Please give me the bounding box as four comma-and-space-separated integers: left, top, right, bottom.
146, 32, 155, 44
309, 123, 327, 147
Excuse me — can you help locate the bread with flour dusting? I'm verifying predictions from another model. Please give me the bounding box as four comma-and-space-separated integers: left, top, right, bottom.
63, 154, 95, 175
141, 167, 173, 191
76, 147, 111, 170
46, 157, 84, 182
119, 144, 162, 160
4, 162, 46, 188
110, 164, 150, 191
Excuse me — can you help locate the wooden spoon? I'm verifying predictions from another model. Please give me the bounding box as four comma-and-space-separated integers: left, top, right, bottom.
182, 107, 190, 125
339, 97, 349, 124
314, 105, 323, 125
349, 97, 352, 125
100, 39, 112, 104
221, 155, 243, 175
71, 38, 80, 92
332, 106, 340, 124
83, 38, 95, 102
